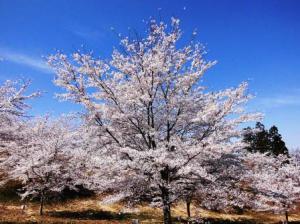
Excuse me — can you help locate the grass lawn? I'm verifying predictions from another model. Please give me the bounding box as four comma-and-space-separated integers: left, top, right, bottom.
0, 197, 300, 223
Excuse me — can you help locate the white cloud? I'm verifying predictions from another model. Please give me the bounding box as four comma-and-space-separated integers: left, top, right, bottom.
256, 90, 300, 108
0, 48, 53, 73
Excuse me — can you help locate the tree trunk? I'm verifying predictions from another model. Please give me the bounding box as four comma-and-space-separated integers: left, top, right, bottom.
161, 186, 172, 224
285, 210, 289, 224
163, 202, 172, 224
39, 194, 44, 216
186, 200, 191, 218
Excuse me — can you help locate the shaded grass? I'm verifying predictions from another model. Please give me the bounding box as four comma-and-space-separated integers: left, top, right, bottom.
48, 209, 132, 220
0, 180, 22, 203
47, 210, 260, 224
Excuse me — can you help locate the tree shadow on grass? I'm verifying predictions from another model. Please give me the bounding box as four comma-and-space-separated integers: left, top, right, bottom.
175, 218, 258, 224
195, 219, 300, 224
48, 209, 133, 220
202, 219, 257, 224
46, 210, 300, 224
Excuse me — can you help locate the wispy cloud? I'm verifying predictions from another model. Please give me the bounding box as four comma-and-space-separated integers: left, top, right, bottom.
73, 29, 107, 41
0, 48, 53, 73
256, 90, 300, 109
69, 23, 109, 42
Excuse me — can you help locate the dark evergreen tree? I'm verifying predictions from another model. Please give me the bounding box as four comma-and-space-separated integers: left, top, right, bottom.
268, 126, 288, 156
243, 122, 288, 156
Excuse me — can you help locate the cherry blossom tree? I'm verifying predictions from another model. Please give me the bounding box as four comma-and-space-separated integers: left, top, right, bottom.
291, 148, 300, 162
0, 79, 41, 195
0, 79, 40, 146
0, 116, 80, 215
0, 79, 40, 117
179, 153, 254, 219
244, 152, 300, 224
48, 18, 260, 223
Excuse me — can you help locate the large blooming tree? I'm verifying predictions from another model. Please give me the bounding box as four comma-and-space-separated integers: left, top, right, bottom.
48, 18, 259, 223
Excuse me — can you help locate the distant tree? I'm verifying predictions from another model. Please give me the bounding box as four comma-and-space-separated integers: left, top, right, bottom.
0, 79, 40, 199
244, 152, 300, 224
243, 122, 288, 156
201, 154, 253, 212
243, 122, 270, 153
269, 126, 288, 156
178, 153, 253, 218
0, 79, 40, 145
0, 79, 40, 117
0, 116, 79, 215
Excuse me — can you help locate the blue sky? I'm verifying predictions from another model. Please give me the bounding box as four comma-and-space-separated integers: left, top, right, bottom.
0, 0, 299, 149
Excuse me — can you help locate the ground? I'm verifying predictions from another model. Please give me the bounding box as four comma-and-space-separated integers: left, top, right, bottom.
0, 197, 300, 224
